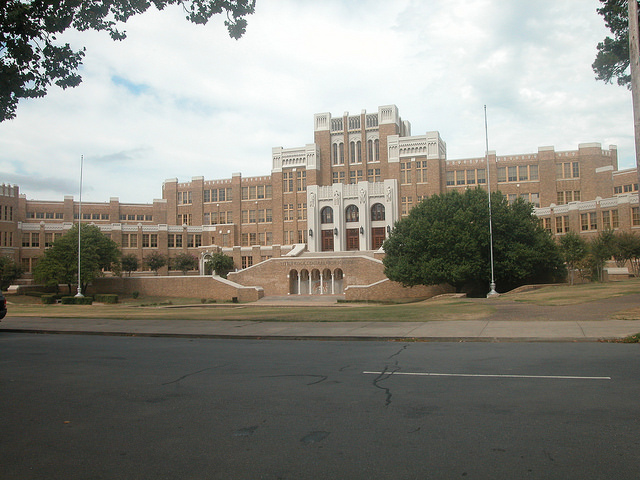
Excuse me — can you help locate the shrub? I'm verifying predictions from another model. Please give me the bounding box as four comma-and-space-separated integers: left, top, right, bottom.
41, 294, 56, 304
94, 294, 118, 304
132, 291, 139, 299
60, 296, 93, 305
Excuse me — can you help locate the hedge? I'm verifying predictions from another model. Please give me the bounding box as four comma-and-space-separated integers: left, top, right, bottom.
60, 296, 93, 305
40, 295, 56, 305
93, 294, 118, 304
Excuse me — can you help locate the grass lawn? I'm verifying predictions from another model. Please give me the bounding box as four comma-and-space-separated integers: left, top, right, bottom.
5, 279, 640, 322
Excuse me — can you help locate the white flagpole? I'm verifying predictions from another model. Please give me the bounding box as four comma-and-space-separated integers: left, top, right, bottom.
75, 155, 84, 298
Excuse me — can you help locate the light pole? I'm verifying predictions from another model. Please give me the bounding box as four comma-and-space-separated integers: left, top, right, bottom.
484, 106, 498, 297
75, 155, 84, 298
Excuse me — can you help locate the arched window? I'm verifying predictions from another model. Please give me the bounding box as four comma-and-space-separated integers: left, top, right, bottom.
332, 143, 338, 165
345, 204, 359, 223
371, 203, 385, 221
321, 206, 334, 224
339, 143, 344, 164
350, 141, 356, 164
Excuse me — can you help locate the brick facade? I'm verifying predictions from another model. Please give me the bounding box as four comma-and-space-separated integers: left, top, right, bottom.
3, 105, 640, 300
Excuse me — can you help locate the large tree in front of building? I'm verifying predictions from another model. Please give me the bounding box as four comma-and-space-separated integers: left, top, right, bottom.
0, 0, 255, 121
33, 224, 120, 294
383, 189, 565, 295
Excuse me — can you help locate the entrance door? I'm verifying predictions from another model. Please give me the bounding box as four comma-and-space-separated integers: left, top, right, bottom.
321, 230, 334, 251
372, 227, 385, 250
346, 228, 359, 251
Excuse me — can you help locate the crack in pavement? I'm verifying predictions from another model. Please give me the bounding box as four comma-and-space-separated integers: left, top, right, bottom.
372, 344, 409, 407
262, 374, 328, 385
161, 364, 229, 386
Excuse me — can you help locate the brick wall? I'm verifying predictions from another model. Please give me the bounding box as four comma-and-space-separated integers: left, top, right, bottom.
90, 275, 263, 302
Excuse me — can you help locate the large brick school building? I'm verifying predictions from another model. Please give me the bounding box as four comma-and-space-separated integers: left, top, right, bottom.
3, 105, 639, 296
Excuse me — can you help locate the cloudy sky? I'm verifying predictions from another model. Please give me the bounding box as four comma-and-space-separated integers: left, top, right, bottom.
0, 0, 634, 203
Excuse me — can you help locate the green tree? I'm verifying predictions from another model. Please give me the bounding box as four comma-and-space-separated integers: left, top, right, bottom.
611, 231, 640, 274
205, 252, 234, 278
559, 231, 588, 285
172, 252, 198, 274
121, 253, 139, 276
592, 0, 635, 87
33, 224, 120, 294
144, 251, 166, 275
0, 256, 22, 290
382, 189, 565, 295
1, 0, 255, 121
588, 229, 617, 281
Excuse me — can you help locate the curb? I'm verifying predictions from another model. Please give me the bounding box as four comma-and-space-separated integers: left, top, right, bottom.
0, 328, 610, 343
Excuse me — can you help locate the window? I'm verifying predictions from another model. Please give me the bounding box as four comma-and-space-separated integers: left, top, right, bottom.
401, 196, 413, 216
400, 162, 412, 184
283, 171, 294, 193
529, 165, 539, 181
297, 203, 307, 220
349, 140, 361, 164
497, 167, 506, 183
297, 229, 307, 243
371, 203, 385, 221
142, 234, 158, 248
241, 256, 253, 269
466, 169, 476, 185
543, 218, 552, 233
368, 168, 381, 183
332, 171, 345, 184
249, 210, 256, 224
603, 210, 619, 229
296, 171, 306, 191
590, 212, 597, 230
367, 139, 377, 162
177, 191, 192, 205
530, 192, 540, 208
321, 206, 333, 224
581, 214, 588, 231
345, 205, 359, 222
633, 207, 640, 226
266, 209, 273, 223
508, 166, 517, 182
555, 216, 569, 234
187, 234, 201, 248
557, 161, 579, 179
177, 214, 192, 226
333, 142, 344, 165
614, 186, 622, 195
284, 204, 294, 221
518, 165, 528, 181
477, 168, 487, 184
446, 171, 455, 186
258, 209, 266, 223
456, 170, 465, 185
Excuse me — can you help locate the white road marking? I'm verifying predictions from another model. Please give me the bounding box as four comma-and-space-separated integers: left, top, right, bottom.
362, 371, 611, 380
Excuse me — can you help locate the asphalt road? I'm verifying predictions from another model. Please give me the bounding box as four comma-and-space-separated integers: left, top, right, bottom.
1, 333, 639, 479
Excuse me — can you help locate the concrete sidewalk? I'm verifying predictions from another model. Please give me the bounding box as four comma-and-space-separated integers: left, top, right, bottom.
2, 316, 640, 342
2, 293, 640, 342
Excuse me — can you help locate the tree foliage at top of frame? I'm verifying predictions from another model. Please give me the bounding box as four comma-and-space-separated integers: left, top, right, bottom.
592, 0, 638, 87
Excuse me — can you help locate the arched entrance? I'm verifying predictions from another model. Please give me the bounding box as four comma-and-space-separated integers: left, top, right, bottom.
289, 269, 299, 295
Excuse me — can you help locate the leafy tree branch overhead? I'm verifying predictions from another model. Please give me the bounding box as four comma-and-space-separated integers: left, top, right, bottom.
593, 0, 639, 87
0, 0, 255, 121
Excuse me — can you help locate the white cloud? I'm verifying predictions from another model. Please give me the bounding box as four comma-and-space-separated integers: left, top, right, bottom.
0, 0, 635, 204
